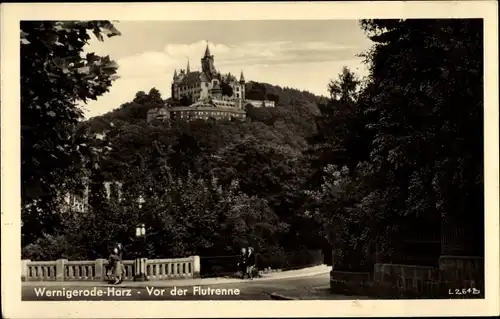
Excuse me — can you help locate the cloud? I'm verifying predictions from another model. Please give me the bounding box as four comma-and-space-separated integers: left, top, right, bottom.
82, 40, 368, 118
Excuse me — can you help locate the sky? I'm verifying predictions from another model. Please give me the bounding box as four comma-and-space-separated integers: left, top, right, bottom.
82, 20, 373, 118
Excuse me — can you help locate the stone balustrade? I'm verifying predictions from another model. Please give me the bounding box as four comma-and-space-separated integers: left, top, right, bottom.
22, 256, 200, 282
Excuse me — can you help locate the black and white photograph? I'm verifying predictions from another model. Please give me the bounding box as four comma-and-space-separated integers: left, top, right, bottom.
1, 1, 499, 318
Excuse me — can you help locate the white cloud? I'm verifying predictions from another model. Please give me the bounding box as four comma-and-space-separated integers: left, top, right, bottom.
82, 40, 368, 118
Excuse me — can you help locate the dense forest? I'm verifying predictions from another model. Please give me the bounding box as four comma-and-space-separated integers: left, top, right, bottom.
21, 20, 483, 271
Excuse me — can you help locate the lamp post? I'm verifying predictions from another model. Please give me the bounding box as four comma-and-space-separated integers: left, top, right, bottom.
134, 196, 148, 281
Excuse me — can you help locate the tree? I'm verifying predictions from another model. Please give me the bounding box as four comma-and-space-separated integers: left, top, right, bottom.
117, 88, 166, 121
357, 19, 483, 257
306, 19, 484, 269
308, 66, 370, 185
179, 94, 191, 106
21, 21, 121, 244
221, 80, 234, 97
328, 66, 361, 103
304, 164, 381, 270
27, 76, 331, 259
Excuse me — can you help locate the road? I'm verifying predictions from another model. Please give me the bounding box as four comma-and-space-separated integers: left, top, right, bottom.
22, 273, 354, 301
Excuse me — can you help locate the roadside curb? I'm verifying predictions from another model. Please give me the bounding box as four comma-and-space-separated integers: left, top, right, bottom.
269, 292, 298, 300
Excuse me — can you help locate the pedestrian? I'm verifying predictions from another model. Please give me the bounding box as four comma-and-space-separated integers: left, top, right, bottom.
108, 247, 121, 284
246, 247, 256, 280
116, 243, 125, 284
237, 247, 247, 279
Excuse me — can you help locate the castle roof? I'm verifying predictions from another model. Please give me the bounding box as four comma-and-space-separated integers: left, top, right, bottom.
222, 73, 237, 82
204, 44, 211, 57
179, 71, 202, 86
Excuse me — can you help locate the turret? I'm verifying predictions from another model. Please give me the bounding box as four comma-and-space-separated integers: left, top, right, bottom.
204, 43, 211, 58
239, 70, 246, 84
173, 69, 178, 80
186, 59, 190, 73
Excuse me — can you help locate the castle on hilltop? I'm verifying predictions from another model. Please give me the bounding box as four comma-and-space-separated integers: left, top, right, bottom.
147, 44, 275, 123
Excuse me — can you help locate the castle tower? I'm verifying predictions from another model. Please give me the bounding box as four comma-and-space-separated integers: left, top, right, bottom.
239, 70, 245, 84
172, 69, 179, 100
201, 43, 217, 76
239, 70, 246, 101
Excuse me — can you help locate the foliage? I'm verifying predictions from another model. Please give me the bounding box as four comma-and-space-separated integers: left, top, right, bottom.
20, 20, 121, 245
305, 19, 484, 269
22, 19, 484, 269
358, 19, 483, 249
179, 94, 191, 106
328, 66, 362, 103
221, 79, 234, 97
245, 81, 327, 107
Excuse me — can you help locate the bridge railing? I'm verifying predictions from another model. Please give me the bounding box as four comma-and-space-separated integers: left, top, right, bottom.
22, 250, 324, 281
22, 256, 200, 282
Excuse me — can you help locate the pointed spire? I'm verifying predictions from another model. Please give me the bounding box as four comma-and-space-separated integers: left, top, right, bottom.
173, 69, 178, 78
204, 42, 211, 57
186, 58, 190, 73
239, 70, 245, 83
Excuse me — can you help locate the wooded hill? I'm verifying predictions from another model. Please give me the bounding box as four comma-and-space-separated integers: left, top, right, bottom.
21, 20, 483, 273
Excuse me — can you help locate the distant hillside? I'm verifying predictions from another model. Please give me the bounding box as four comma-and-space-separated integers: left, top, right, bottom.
245, 81, 328, 107
83, 82, 328, 133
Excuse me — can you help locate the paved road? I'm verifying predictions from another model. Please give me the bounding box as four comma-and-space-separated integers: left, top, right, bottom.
22, 273, 351, 301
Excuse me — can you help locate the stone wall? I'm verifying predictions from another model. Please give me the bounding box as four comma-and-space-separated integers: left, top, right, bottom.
439, 256, 484, 287
373, 263, 439, 294
329, 257, 484, 298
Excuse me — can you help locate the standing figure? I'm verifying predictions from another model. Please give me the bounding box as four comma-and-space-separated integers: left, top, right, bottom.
115, 243, 125, 284
238, 247, 247, 279
108, 247, 121, 284
246, 247, 256, 280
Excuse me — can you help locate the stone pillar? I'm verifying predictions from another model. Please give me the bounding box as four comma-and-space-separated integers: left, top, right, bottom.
191, 255, 201, 278
21, 259, 31, 281
134, 258, 148, 281
56, 259, 67, 282
94, 258, 106, 281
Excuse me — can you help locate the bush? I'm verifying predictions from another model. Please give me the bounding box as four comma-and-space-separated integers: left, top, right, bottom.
22, 233, 77, 261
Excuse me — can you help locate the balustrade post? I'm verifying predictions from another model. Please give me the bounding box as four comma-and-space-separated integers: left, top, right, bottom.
191, 255, 200, 278
134, 258, 148, 281
94, 258, 106, 281
21, 259, 31, 281
56, 259, 67, 281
